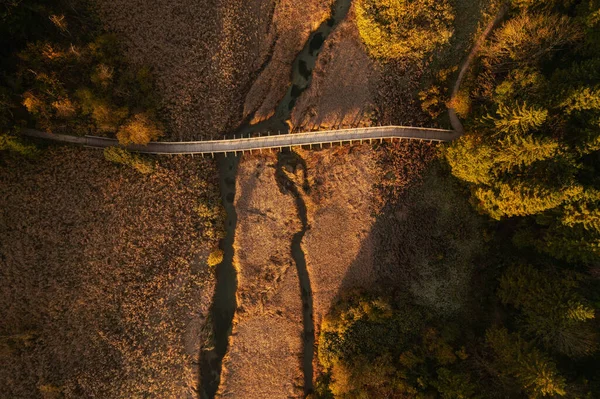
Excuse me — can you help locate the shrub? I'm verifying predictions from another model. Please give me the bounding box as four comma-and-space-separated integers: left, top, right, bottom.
103, 146, 154, 174
116, 113, 163, 146
207, 249, 224, 268
76, 88, 128, 132
447, 90, 471, 119
51, 97, 76, 118
355, 0, 454, 59
0, 133, 40, 158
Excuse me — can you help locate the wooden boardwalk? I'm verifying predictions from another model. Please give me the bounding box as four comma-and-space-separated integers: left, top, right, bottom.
23, 126, 459, 155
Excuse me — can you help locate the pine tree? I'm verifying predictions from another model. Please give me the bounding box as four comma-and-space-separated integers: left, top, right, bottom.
486, 327, 567, 398
486, 102, 548, 135
535, 223, 600, 264
493, 135, 560, 172
561, 86, 600, 114
498, 265, 597, 357
560, 200, 600, 231
474, 179, 583, 219
445, 134, 495, 185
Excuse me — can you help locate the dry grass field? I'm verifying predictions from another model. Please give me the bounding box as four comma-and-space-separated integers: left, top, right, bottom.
217, 154, 304, 399
0, 147, 221, 398
93, 0, 335, 140
290, 12, 380, 131
288, 3, 433, 131
301, 145, 379, 323
92, 0, 272, 140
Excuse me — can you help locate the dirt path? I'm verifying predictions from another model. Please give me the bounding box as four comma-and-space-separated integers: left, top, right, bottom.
448, 3, 510, 133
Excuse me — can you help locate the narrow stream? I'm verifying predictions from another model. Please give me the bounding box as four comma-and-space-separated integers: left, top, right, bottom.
202, 0, 352, 397
238, 0, 353, 136
275, 151, 314, 395
200, 155, 239, 399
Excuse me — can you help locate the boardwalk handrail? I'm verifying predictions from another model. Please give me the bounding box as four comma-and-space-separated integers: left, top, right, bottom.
22, 126, 460, 155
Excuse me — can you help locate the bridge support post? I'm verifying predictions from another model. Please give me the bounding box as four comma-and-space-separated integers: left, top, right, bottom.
211, 152, 214, 158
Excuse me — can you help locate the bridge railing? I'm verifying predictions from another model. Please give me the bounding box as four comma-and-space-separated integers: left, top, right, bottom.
22, 125, 459, 155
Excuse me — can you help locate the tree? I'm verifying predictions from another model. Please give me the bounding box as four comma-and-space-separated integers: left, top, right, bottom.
485, 102, 548, 135
498, 264, 597, 357
116, 113, 162, 146
529, 222, 600, 264
486, 327, 567, 398
560, 86, 600, 114
483, 11, 583, 68
355, 0, 454, 59
493, 135, 560, 172
474, 178, 582, 219
445, 134, 495, 185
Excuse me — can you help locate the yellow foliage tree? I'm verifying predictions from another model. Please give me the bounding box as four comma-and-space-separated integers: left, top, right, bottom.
207, 249, 224, 268
116, 113, 163, 146
355, 0, 454, 59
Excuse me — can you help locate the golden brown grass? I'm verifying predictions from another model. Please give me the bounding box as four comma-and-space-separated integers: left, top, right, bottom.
217, 154, 304, 399
92, 0, 334, 140
92, 0, 273, 139
242, 0, 336, 124
290, 12, 380, 131
0, 147, 220, 398
301, 145, 380, 325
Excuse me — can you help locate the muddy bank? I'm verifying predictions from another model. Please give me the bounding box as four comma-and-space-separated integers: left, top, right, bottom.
241, 0, 353, 135
243, 0, 338, 126
216, 155, 304, 399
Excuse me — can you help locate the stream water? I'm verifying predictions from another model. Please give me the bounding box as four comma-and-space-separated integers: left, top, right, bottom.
201, 0, 352, 397
238, 0, 352, 136
200, 155, 239, 399
275, 152, 315, 395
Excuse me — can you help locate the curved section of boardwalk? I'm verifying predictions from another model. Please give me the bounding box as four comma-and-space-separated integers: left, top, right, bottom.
23, 126, 459, 155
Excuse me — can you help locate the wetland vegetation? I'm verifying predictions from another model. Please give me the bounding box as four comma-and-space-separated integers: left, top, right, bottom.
1, 0, 600, 398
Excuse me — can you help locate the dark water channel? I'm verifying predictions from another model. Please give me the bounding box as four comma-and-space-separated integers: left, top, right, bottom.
201, 0, 352, 397
276, 152, 315, 395
200, 155, 239, 399
238, 0, 353, 136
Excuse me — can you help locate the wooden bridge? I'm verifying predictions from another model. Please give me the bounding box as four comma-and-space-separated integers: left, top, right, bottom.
23, 126, 459, 156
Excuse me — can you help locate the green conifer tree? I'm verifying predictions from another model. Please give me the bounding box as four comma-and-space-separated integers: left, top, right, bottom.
486, 102, 549, 135
486, 327, 567, 398
498, 265, 597, 357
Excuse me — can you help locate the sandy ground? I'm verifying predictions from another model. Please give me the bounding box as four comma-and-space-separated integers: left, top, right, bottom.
217, 154, 304, 399
0, 148, 220, 398
290, 9, 380, 131
93, 0, 335, 140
